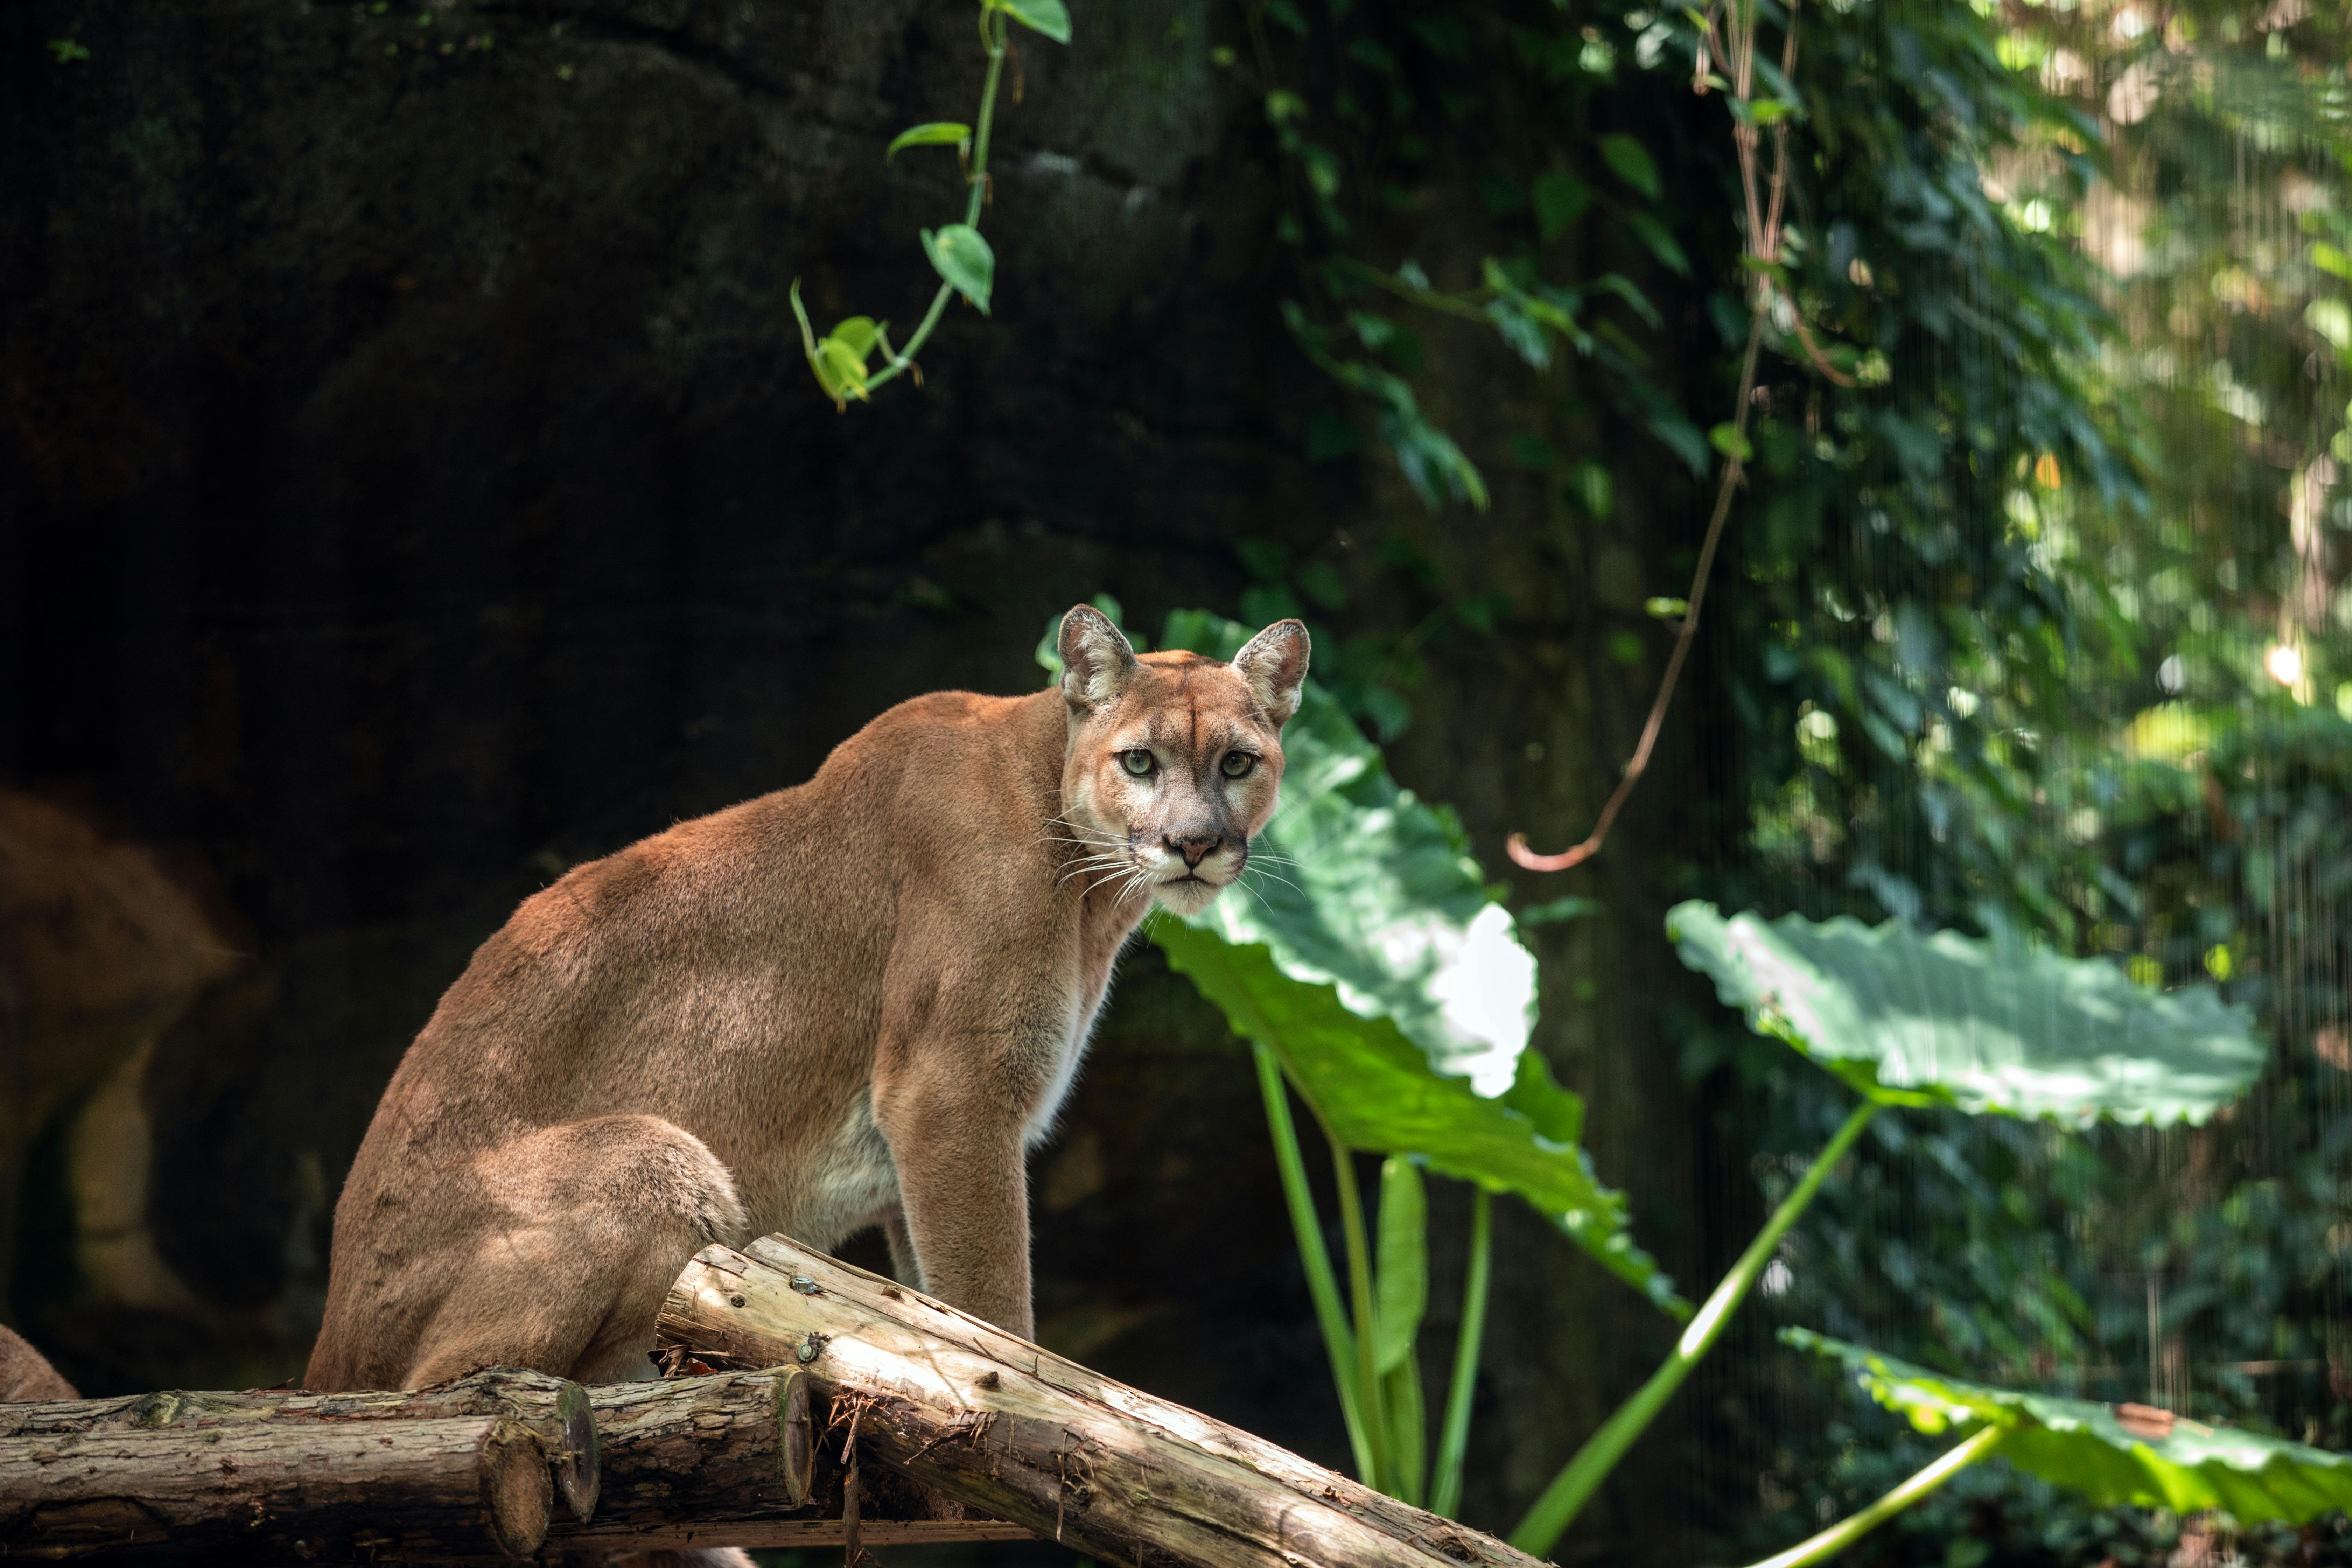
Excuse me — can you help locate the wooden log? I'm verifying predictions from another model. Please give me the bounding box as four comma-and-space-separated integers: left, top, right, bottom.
0, 1367, 827, 1561
0, 1368, 603, 1524
541, 1367, 817, 1547
0, 1413, 551, 1560
658, 1236, 1547, 1568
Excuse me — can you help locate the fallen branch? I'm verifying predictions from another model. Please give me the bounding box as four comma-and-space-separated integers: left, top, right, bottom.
1, 1408, 555, 1560
0, 1366, 819, 1560
658, 1234, 1545, 1568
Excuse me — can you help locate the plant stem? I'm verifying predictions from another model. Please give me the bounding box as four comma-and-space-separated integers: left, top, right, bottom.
1508, 1098, 1881, 1555
964, 8, 1005, 227
865, 283, 957, 392
1428, 1186, 1492, 1518
1251, 1044, 1377, 1482
1331, 1136, 1392, 1493
867, 9, 1006, 392
1343, 258, 1492, 322
1738, 1424, 2007, 1568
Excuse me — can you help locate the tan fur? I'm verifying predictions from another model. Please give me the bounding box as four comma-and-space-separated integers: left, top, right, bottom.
307, 609, 1309, 1399
0, 1324, 77, 1401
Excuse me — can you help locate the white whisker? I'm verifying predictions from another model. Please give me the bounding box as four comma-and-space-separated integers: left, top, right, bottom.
1240, 863, 1303, 897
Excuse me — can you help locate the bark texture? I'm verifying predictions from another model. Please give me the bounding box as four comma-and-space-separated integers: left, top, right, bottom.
0, 1365, 841, 1559
1, 1368, 601, 1522
659, 1235, 1538, 1568
0, 1412, 551, 1561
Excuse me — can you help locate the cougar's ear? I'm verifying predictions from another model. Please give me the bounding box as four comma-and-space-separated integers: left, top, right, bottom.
1059, 604, 1140, 711
1233, 619, 1310, 728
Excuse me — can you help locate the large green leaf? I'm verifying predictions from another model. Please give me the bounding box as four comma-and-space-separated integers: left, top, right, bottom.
1666, 902, 2265, 1125
1787, 1329, 2352, 1524
1154, 924, 1677, 1310
1140, 610, 1682, 1315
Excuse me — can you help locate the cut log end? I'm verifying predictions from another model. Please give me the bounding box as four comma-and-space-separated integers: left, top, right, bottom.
554, 1378, 601, 1521
776, 1364, 814, 1506
480, 1418, 555, 1558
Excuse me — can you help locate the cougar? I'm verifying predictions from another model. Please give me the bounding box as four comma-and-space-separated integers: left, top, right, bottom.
306, 606, 1308, 1395
0, 1324, 76, 1401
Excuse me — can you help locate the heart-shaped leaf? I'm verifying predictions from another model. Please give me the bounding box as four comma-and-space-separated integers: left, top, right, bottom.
1667, 902, 2265, 1124
1787, 1329, 2352, 1523
1597, 133, 1660, 200
886, 121, 971, 161
1531, 169, 1589, 241
921, 224, 995, 315
828, 317, 882, 359
993, 0, 1073, 44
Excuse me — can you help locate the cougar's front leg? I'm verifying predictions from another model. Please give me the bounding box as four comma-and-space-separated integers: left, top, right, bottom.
871, 1030, 1036, 1340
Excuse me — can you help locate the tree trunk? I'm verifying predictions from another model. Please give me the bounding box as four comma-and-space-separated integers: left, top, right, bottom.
657, 1235, 1546, 1568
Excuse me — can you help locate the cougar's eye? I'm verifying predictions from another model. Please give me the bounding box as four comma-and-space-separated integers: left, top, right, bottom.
1121, 749, 1156, 776
1221, 750, 1256, 778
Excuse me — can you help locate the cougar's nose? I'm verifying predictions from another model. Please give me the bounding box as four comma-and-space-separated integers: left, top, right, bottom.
1166, 831, 1222, 869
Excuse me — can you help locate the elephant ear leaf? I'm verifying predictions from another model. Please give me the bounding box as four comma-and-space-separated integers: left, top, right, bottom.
1786, 1329, 2352, 1524
1666, 902, 2266, 1125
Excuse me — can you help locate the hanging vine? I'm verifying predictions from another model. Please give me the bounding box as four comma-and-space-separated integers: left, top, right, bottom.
791, 0, 1072, 410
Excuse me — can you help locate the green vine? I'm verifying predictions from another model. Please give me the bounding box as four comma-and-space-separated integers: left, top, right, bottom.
791, 0, 1071, 410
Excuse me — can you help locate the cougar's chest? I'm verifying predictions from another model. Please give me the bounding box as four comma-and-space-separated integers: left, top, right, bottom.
1019, 901, 1141, 1145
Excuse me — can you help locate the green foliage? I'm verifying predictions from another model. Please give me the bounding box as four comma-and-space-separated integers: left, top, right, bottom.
990, 0, 1071, 44
1711, 0, 2352, 1522
1667, 902, 2266, 1124
1157, 925, 1670, 1302
1789, 1330, 2352, 1525
1114, 604, 1691, 1507
1373, 1157, 1428, 1374
920, 224, 995, 315
1508, 897, 2270, 1558
791, 285, 895, 410
791, 0, 1057, 405
885, 122, 970, 161
1596, 133, 1659, 201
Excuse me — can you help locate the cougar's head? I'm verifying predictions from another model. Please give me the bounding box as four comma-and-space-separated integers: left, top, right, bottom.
1056, 605, 1310, 916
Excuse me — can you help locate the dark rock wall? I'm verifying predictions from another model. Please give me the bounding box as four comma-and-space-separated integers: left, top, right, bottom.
0, 1, 1739, 1557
